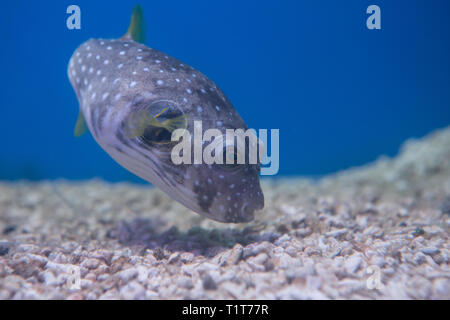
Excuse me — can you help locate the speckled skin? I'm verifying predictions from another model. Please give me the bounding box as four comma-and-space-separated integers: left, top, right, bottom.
68, 38, 264, 223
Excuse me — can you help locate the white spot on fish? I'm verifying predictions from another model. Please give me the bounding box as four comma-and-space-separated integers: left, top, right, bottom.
102, 92, 109, 101
143, 67, 149, 72
117, 63, 123, 69
156, 80, 164, 86
119, 51, 125, 55
186, 88, 192, 94
130, 81, 137, 88
104, 60, 109, 65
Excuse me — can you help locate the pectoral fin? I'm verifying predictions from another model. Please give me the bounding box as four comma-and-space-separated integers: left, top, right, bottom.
159, 114, 189, 132
74, 111, 88, 137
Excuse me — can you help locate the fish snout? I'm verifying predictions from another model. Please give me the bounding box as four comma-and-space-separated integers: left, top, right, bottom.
239, 192, 264, 222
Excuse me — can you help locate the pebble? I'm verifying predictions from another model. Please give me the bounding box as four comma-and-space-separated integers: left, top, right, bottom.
116, 268, 138, 283
421, 247, 439, 256
202, 273, 218, 290
80, 258, 101, 269
345, 254, 363, 273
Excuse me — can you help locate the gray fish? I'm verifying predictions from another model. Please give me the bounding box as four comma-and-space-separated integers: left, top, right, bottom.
68, 6, 264, 223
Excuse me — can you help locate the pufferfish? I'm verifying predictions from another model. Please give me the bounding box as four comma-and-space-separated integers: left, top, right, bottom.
68, 6, 264, 223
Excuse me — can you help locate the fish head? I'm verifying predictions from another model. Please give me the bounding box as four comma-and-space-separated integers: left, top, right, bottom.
121, 93, 265, 223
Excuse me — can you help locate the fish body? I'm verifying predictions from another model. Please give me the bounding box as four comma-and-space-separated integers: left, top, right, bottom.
68, 7, 264, 223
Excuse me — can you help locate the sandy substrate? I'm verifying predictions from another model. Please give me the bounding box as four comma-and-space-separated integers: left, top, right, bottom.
0, 128, 449, 299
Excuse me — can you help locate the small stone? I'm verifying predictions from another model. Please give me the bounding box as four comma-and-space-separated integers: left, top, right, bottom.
243, 241, 272, 259
433, 278, 450, 297
363, 226, 381, 236
80, 258, 101, 269
0, 242, 10, 256
345, 255, 362, 273
274, 234, 291, 246
180, 252, 194, 263
202, 274, 217, 290
226, 244, 243, 265
120, 281, 146, 299
421, 247, 439, 256
412, 228, 425, 237
3, 226, 16, 235
370, 255, 386, 268
117, 268, 138, 283
168, 252, 180, 264
177, 276, 194, 289
413, 252, 427, 265
326, 228, 348, 239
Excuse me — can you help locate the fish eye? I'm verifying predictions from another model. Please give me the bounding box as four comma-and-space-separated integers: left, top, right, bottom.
136, 100, 188, 145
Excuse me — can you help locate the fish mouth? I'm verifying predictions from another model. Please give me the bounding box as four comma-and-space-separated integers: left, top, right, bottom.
238, 200, 264, 223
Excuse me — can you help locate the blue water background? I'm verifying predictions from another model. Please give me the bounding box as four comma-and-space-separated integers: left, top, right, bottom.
1, 0, 449, 182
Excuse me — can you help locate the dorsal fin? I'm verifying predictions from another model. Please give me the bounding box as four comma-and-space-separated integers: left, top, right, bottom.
122, 5, 146, 44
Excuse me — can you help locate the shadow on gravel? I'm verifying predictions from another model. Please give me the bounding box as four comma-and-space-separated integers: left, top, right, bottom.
109, 218, 280, 257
